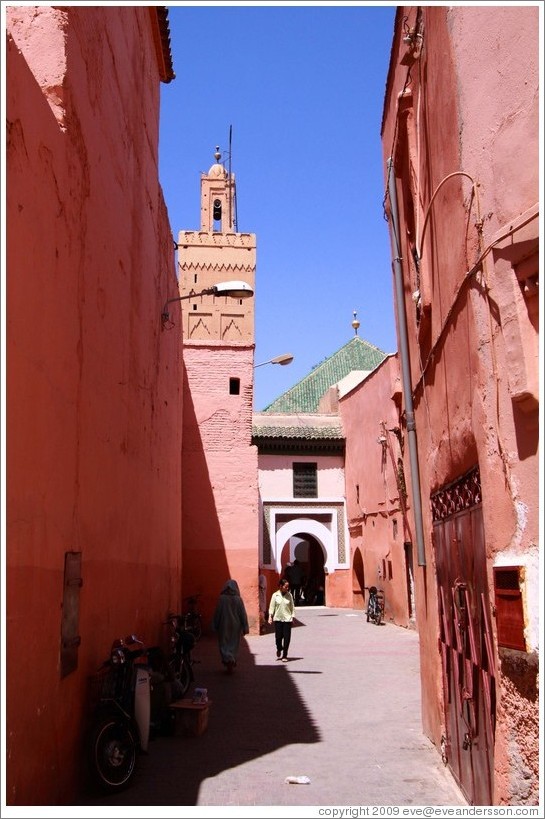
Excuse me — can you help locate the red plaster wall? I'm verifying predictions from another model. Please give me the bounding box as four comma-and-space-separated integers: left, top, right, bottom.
182, 343, 260, 636
6, 7, 182, 805
339, 356, 412, 626
381, 6, 539, 805
323, 568, 351, 609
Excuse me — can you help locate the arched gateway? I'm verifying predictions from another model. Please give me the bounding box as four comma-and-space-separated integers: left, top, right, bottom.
259, 502, 350, 606
273, 514, 339, 575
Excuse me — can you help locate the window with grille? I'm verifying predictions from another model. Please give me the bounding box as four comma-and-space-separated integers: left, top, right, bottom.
293, 462, 317, 498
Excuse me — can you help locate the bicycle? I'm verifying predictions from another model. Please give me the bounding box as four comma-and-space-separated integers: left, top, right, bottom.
366, 586, 385, 625
163, 613, 196, 698
183, 594, 203, 641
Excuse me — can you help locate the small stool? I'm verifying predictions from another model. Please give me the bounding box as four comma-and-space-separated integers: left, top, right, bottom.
169, 698, 211, 737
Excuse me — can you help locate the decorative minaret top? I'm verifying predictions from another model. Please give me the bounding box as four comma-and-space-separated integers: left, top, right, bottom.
199, 144, 235, 232
208, 145, 226, 178
352, 310, 360, 336
176, 145, 256, 343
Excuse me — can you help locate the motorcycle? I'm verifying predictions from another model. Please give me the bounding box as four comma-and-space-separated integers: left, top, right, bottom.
164, 612, 197, 698
366, 586, 385, 625
87, 634, 173, 792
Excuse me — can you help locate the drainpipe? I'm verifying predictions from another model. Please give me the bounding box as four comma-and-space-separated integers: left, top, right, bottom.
386, 157, 426, 567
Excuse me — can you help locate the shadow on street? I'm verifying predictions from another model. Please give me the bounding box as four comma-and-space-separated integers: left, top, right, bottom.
78, 625, 320, 806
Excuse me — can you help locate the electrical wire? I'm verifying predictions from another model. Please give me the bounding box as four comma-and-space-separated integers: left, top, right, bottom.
416, 172, 477, 261
412, 211, 536, 399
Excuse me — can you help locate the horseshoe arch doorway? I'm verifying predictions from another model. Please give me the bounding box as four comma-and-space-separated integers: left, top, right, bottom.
281, 533, 326, 605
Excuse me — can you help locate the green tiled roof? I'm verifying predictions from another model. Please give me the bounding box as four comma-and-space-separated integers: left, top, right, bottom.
262, 336, 387, 413
252, 424, 344, 440
252, 413, 345, 454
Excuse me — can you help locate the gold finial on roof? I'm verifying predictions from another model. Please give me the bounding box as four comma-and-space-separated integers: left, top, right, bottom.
214, 145, 221, 162
352, 310, 360, 336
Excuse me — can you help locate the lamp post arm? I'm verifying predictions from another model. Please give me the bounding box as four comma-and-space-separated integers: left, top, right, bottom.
254, 354, 294, 368
162, 288, 215, 314
161, 280, 253, 326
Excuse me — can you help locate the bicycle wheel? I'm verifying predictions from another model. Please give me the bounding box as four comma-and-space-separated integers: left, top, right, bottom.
169, 655, 191, 698
187, 614, 202, 641
179, 659, 192, 696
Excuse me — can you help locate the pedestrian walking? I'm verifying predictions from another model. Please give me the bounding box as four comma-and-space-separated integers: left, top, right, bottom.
268, 578, 295, 662
212, 579, 249, 673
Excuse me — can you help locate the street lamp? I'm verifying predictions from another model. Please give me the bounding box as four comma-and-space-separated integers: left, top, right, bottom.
254, 353, 294, 368
161, 280, 254, 325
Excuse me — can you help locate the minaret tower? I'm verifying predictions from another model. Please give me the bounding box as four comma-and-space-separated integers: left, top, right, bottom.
177, 147, 255, 342
178, 146, 259, 636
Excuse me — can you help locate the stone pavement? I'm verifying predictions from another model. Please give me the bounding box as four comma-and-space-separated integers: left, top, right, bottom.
78, 607, 467, 811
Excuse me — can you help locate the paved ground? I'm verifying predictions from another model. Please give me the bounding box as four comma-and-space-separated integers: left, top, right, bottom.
78, 607, 467, 810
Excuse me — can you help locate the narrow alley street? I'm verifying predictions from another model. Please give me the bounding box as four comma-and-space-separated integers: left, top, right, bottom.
78, 607, 467, 809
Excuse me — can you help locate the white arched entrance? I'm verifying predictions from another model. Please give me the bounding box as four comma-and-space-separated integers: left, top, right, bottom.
274, 518, 330, 574
261, 503, 349, 576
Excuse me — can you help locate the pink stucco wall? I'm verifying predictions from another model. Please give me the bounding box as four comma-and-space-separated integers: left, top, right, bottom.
7, 7, 182, 805
339, 356, 412, 624
382, 6, 539, 805
450, 9, 539, 805
182, 342, 260, 635
258, 453, 345, 497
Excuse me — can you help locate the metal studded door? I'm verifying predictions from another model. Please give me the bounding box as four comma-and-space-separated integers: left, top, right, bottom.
432, 467, 495, 806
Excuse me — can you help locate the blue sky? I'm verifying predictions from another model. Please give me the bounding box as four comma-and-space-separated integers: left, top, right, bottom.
159, 3, 398, 410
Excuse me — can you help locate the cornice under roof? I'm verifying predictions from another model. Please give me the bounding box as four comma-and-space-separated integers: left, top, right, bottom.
252, 436, 345, 456
150, 7, 175, 83
252, 415, 345, 455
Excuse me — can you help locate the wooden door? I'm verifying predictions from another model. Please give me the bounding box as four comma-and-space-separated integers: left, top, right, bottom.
432, 467, 495, 805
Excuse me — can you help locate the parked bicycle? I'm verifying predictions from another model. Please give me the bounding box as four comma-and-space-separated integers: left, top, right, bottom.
182, 593, 203, 641
164, 612, 197, 698
366, 586, 385, 625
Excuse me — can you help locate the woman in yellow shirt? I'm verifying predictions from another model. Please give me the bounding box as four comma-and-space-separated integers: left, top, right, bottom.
268, 578, 295, 663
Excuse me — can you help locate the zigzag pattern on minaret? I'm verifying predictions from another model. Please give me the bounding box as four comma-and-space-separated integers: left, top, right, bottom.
179, 261, 254, 273
179, 231, 255, 247
221, 318, 243, 340
188, 317, 212, 339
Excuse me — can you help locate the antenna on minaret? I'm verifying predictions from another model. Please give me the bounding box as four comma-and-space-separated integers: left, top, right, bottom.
227, 125, 238, 231
352, 310, 360, 336
228, 126, 233, 230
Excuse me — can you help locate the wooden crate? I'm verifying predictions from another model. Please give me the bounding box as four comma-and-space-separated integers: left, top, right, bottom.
169, 698, 211, 737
